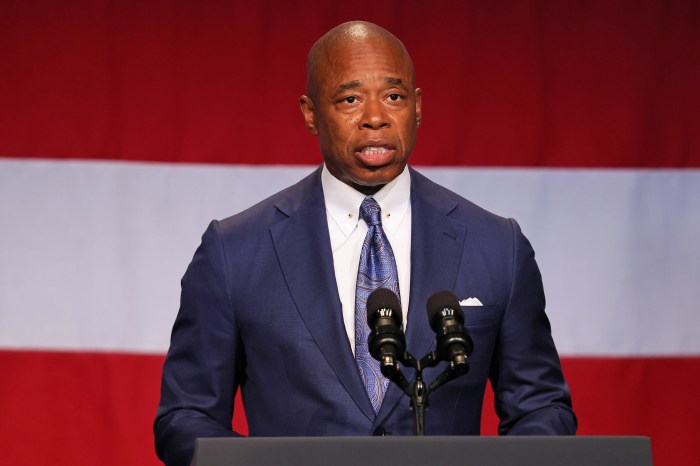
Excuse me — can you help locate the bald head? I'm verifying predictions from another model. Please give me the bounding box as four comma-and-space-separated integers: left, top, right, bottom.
306, 21, 416, 101
299, 21, 422, 194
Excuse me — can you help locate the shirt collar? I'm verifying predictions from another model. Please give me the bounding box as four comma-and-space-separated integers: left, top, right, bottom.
321, 164, 411, 237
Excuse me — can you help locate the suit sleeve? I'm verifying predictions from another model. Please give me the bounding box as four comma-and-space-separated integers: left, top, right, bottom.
491, 219, 577, 435
154, 220, 244, 466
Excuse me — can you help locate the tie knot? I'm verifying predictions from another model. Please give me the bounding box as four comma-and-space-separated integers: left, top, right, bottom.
359, 197, 382, 226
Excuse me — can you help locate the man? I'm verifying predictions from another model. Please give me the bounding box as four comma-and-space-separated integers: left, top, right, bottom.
155, 21, 576, 466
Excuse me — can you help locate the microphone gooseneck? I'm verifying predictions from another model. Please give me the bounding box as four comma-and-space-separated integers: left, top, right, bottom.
363, 288, 474, 436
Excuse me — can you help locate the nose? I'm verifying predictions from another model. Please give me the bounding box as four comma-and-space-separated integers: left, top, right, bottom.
360, 99, 389, 130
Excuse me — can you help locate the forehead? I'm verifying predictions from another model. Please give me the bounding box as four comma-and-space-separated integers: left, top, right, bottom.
316, 38, 413, 90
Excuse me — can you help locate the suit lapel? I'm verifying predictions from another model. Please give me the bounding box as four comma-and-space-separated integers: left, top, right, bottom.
270, 169, 376, 422
377, 168, 468, 423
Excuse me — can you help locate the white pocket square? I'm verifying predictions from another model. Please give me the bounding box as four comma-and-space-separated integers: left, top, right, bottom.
459, 297, 483, 306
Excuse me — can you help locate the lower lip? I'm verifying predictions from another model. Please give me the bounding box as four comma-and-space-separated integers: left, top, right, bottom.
356, 149, 395, 166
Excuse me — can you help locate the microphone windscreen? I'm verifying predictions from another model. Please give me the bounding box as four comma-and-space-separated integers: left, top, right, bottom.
426, 290, 464, 331
366, 288, 402, 327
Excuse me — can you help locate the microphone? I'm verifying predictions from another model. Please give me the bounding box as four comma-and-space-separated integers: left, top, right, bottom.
427, 291, 473, 375
366, 288, 406, 378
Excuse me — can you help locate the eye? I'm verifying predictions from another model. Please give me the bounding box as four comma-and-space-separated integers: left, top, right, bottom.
344, 96, 357, 104
388, 94, 401, 101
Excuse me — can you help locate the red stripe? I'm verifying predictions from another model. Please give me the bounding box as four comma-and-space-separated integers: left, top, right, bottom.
482, 357, 700, 465
1, 350, 698, 465
0, 350, 164, 466
1, 1, 698, 167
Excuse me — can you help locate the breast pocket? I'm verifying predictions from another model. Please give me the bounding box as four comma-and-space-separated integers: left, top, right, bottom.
462, 304, 499, 328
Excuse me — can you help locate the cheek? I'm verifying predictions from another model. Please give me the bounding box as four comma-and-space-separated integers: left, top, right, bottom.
327, 120, 355, 148
400, 121, 418, 143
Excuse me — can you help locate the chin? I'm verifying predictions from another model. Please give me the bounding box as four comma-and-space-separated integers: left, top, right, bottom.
351, 172, 397, 193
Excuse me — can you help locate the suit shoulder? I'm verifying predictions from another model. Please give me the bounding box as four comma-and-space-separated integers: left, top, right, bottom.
214, 167, 322, 236
410, 167, 514, 231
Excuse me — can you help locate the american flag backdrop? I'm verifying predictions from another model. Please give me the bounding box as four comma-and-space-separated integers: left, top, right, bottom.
1, 2, 699, 465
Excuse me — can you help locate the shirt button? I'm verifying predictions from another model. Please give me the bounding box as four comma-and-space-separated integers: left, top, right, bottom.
373, 426, 386, 436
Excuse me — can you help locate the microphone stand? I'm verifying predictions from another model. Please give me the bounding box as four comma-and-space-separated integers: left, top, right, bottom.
382, 350, 469, 436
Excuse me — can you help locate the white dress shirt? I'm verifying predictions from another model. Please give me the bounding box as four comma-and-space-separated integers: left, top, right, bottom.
321, 164, 412, 354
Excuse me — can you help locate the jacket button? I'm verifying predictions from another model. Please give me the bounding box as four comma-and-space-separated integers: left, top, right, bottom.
373, 426, 386, 436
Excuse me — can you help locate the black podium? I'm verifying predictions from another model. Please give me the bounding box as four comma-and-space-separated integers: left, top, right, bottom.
194, 436, 653, 466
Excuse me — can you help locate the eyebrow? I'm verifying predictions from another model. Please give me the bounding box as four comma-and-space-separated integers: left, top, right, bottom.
385, 77, 405, 86
335, 77, 407, 94
338, 80, 362, 91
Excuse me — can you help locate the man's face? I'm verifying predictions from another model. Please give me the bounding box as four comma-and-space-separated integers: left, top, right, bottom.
301, 38, 422, 194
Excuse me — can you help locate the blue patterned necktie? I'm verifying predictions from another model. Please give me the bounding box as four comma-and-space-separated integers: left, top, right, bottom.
355, 196, 401, 413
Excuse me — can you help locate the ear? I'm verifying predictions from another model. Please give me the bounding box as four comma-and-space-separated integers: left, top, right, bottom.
414, 88, 423, 128
299, 95, 319, 135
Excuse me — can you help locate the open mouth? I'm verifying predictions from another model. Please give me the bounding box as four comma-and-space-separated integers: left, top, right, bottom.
355, 145, 396, 166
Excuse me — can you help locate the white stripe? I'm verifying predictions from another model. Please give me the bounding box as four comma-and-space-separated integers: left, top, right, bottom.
1, 160, 699, 355
427, 167, 700, 356
0, 159, 311, 353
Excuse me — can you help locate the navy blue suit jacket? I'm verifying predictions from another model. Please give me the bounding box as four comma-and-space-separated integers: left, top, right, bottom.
154, 167, 576, 465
